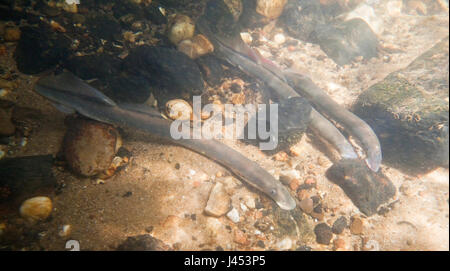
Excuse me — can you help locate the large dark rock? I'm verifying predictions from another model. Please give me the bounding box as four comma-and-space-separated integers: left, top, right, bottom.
0, 155, 56, 205
279, 0, 326, 42
105, 74, 153, 104
353, 36, 449, 174
63, 54, 122, 80
244, 97, 312, 154
311, 18, 379, 66
123, 45, 205, 103
14, 26, 71, 74
195, 55, 226, 87
326, 159, 396, 216
86, 14, 122, 41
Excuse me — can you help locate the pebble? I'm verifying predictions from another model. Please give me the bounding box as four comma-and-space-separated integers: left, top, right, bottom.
166, 99, 192, 120
191, 34, 214, 57
299, 198, 314, 214
314, 223, 333, 245
63, 119, 121, 177
350, 216, 364, 235
226, 207, 240, 223
297, 189, 310, 201
273, 33, 286, 45
304, 176, 317, 188
275, 237, 293, 250
19, 196, 53, 223
279, 169, 300, 185
240, 32, 253, 44
167, 14, 195, 45
289, 178, 301, 191
58, 224, 72, 237
4, 27, 21, 42
204, 183, 231, 217
333, 238, 346, 251
363, 239, 380, 251
243, 196, 256, 209
256, 0, 288, 20
240, 203, 248, 212
311, 212, 324, 222
332, 216, 347, 234
234, 229, 249, 246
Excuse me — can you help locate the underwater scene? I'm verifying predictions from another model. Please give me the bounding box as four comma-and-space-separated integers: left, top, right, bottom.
0, 0, 448, 251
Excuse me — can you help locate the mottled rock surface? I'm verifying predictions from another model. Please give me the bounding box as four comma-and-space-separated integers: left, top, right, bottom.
326, 159, 396, 216
353, 36, 449, 174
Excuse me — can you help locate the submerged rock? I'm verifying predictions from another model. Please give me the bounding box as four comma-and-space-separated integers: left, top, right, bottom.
14, 26, 71, 74
204, 182, 231, 217
19, 196, 53, 223
0, 155, 56, 204
244, 97, 312, 154
64, 54, 122, 80
311, 18, 379, 66
62, 118, 121, 177
123, 46, 205, 103
331, 216, 347, 234
117, 234, 172, 251
195, 55, 226, 86
353, 36, 449, 174
86, 14, 122, 41
314, 223, 333, 245
326, 159, 396, 216
279, 0, 326, 42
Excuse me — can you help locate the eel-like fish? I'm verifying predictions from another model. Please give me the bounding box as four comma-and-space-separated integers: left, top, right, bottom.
34, 72, 296, 210
197, 21, 381, 171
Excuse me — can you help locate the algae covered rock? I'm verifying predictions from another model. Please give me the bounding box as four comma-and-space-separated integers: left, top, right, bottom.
353, 36, 449, 174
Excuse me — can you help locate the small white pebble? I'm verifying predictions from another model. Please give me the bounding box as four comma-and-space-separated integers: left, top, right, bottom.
240, 203, 248, 212
226, 208, 240, 223
273, 33, 286, 45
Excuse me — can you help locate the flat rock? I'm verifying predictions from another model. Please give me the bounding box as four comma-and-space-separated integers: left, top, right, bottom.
353, 36, 449, 175
204, 182, 231, 217
326, 159, 396, 216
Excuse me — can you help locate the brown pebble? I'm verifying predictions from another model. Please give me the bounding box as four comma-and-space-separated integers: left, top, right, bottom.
289, 178, 301, 191
299, 198, 314, 214
304, 177, 317, 187
333, 238, 346, 250
234, 229, 250, 246
350, 216, 364, 235
297, 189, 310, 201
311, 211, 324, 221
